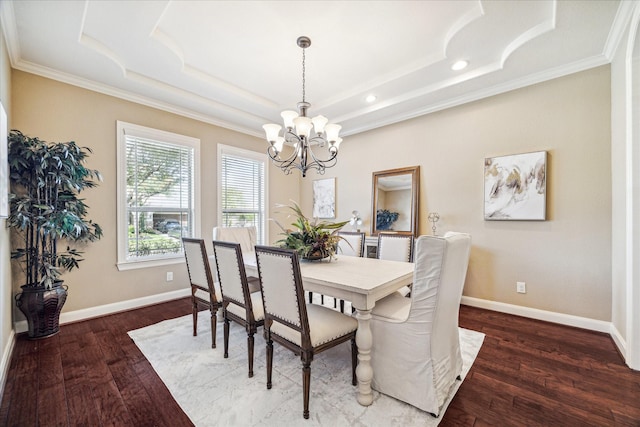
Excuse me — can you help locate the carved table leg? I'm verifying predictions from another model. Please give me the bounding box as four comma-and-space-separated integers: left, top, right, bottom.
354, 308, 374, 406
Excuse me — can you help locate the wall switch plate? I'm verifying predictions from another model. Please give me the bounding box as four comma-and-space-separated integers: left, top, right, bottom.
166, 272, 173, 282
517, 281, 526, 293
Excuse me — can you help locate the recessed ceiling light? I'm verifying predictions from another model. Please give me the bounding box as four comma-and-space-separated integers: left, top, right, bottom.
365, 94, 377, 103
451, 60, 468, 71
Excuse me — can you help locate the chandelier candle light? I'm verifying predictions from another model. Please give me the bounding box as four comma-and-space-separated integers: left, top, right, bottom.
263, 36, 342, 177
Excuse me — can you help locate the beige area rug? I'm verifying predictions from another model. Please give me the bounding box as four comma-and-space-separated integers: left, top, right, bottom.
128, 311, 484, 427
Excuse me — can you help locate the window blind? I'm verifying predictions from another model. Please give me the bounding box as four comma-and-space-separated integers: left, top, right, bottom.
220, 153, 265, 244
126, 135, 194, 259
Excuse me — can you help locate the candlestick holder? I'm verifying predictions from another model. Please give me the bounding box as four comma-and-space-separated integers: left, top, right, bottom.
428, 212, 440, 235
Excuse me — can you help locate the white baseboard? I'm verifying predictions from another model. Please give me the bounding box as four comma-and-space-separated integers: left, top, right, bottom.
609, 323, 627, 359
0, 330, 16, 399
14, 288, 191, 334
460, 296, 611, 333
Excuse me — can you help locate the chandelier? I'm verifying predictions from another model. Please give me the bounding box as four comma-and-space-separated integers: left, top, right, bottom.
262, 36, 342, 177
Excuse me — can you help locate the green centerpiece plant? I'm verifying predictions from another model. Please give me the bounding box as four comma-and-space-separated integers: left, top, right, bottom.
275, 202, 348, 260
7, 130, 103, 338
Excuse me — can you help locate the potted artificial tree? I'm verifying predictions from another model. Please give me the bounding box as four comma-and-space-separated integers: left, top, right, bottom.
7, 130, 103, 339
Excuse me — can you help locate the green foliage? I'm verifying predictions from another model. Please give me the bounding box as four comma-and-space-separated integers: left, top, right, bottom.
126, 143, 186, 208
275, 202, 348, 260
7, 130, 103, 289
128, 232, 180, 257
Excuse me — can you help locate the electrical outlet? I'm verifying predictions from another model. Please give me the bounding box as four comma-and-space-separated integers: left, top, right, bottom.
516, 281, 526, 294
166, 271, 174, 282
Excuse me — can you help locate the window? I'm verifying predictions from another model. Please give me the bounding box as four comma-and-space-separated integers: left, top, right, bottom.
117, 121, 200, 269
218, 144, 268, 245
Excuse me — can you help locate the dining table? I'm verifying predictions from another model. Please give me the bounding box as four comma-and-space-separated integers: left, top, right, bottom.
242, 251, 415, 406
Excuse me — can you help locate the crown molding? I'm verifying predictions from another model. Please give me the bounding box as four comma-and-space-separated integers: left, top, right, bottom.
12, 59, 264, 138
0, 0, 20, 67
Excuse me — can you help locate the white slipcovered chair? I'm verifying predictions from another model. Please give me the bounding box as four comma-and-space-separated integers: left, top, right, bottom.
369, 232, 471, 416
213, 226, 257, 253
213, 226, 260, 292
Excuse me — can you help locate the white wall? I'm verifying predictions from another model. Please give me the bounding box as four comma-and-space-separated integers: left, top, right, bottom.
0, 17, 13, 395
611, 1, 640, 370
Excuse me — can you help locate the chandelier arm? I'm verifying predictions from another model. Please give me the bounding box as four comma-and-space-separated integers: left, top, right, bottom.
306, 141, 338, 165
267, 141, 299, 170
303, 153, 338, 175
272, 132, 308, 172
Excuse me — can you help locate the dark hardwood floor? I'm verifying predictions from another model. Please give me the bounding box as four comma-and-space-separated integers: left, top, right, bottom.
1, 298, 639, 426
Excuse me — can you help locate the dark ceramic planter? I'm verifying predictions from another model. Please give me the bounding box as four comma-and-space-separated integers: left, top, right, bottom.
15, 282, 68, 339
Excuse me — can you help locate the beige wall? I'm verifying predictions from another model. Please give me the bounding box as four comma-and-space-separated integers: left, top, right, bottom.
6, 60, 613, 324
10, 70, 298, 315
301, 65, 612, 321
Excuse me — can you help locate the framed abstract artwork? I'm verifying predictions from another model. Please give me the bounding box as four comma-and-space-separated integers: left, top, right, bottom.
312, 177, 335, 219
484, 151, 547, 220
0, 102, 7, 218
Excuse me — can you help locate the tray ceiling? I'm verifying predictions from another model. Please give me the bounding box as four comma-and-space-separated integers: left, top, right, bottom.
0, 0, 630, 138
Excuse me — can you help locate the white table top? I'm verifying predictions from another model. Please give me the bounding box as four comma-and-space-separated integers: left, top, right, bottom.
243, 252, 414, 310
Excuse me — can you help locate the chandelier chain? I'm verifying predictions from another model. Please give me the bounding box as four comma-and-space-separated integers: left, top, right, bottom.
301, 47, 306, 103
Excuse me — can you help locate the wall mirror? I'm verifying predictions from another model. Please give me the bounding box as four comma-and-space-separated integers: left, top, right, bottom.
371, 166, 420, 236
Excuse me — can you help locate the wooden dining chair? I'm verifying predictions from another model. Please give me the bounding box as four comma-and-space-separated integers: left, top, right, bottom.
335, 231, 366, 312
337, 231, 366, 257
377, 233, 414, 297
377, 232, 414, 262
182, 238, 223, 349
212, 240, 265, 377
254, 245, 358, 419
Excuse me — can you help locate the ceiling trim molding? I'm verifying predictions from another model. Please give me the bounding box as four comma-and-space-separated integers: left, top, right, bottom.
11, 59, 263, 138
500, 3, 556, 67
342, 53, 610, 137
603, 0, 638, 60
0, 0, 20, 68
443, 2, 485, 52
151, 28, 277, 109
79, 33, 127, 76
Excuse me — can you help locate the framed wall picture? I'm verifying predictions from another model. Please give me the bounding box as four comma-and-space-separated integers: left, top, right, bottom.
312, 177, 336, 219
0, 102, 7, 218
484, 150, 547, 220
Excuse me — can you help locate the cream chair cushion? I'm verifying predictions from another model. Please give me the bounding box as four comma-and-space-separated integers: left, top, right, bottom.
194, 282, 222, 302
226, 292, 265, 321
271, 304, 357, 347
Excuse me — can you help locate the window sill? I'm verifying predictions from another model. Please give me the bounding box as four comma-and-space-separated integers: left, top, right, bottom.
116, 256, 185, 271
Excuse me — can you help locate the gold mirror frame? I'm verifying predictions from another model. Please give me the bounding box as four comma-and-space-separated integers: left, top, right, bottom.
371, 166, 420, 236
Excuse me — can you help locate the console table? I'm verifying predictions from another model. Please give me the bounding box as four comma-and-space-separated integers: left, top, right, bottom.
364, 236, 378, 258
